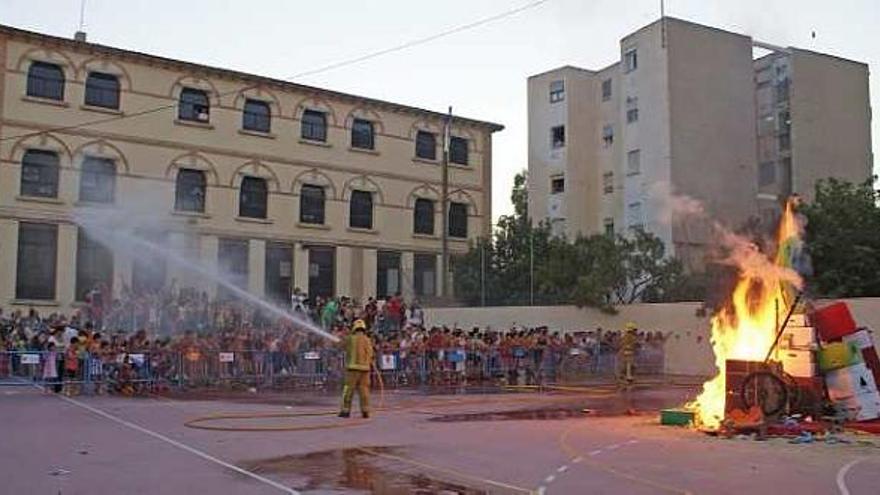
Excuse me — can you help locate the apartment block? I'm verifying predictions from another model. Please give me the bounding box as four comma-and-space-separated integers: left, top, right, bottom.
0, 25, 502, 313
528, 17, 872, 268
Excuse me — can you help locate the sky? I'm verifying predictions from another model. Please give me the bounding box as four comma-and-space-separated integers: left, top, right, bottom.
2, 0, 877, 220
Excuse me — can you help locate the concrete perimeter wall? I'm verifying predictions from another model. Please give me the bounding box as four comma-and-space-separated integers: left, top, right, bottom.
424, 298, 880, 377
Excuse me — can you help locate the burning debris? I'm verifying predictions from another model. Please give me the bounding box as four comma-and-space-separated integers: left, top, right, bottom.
679, 197, 880, 432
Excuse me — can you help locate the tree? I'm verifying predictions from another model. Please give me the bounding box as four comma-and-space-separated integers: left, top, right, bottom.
453, 171, 696, 308
802, 177, 880, 297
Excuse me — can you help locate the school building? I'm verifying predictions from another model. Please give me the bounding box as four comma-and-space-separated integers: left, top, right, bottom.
0, 24, 502, 313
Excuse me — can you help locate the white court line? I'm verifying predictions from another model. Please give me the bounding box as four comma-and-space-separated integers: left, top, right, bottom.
836, 457, 866, 495
56, 394, 300, 495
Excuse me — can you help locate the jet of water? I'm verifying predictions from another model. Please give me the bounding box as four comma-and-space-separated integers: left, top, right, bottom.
73, 208, 339, 343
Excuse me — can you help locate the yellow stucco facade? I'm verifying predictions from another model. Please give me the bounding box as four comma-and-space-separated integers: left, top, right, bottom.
0, 25, 501, 313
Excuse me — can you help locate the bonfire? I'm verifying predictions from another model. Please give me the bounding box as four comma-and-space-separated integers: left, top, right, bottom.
688, 198, 805, 430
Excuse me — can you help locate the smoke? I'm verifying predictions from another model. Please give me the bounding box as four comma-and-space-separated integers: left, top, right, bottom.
649, 181, 803, 290
70, 201, 338, 343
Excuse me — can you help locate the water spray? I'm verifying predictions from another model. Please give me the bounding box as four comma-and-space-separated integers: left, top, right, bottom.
72, 207, 338, 343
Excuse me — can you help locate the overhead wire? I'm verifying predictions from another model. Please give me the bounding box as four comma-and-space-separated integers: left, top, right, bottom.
0, 0, 551, 144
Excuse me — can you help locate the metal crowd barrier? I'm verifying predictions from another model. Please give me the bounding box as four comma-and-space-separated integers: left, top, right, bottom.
0, 345, 665, 395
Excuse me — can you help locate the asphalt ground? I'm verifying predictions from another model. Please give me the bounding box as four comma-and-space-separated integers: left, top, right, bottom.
1, 383, 878, 494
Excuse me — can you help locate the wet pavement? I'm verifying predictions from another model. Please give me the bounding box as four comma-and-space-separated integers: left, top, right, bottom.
4, 383, 879, 494
244, 447, 487, 494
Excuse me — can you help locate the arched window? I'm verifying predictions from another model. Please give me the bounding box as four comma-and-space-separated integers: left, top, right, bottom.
415, 131, 436, 160
239, 176, 268, 219
178, 88, 210, 122
20, 149, 60, 198
299, 185, 325, 224
351, 119, 374, 150
175, 168, 206, 212
349, 190, 373, 229
79, 156, 116, 203
301, 110, 327, 142
243, 99, 271, 133
413, 198, 434, 235
449, 136, 469, 165
448, 202, 468, 238
85, 72, 120, 109
27, 61, 65, 100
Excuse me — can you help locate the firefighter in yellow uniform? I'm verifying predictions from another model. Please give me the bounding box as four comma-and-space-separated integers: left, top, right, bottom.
619, 322, 638, 386
339, 319, 374, 418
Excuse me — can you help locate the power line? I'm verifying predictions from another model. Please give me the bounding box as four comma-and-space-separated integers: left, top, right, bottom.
1, 0, 550, 144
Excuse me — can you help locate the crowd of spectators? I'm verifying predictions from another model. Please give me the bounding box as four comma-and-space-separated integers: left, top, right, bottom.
0, 284, 669, 395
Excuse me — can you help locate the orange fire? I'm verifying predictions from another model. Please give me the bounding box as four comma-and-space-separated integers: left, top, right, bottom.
688, 199, 803, 429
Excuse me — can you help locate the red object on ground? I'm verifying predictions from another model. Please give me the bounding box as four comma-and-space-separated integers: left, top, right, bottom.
766, 421, 828, 437
846, 419, 880, 435
810, 302, 857, 342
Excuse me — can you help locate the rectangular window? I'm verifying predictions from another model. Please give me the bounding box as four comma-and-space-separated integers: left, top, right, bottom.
175, 168, 206, 212
79, 156, 116, 203
448, 202, 468, 238
624, 48, 638, 73
627, 202, 643, 230
21, 149, 60, 198
603, 172, 614, 194
265, 242, 293, 305
75, 229, 113, 301
239, 176, 268, 219
626, 96, 639, 123
16, 223, 57, 300
415, 130, 437, 160
351, 119, 375, 150
549, 80, 565, 103
243, 99, 271, 133
550, 176, 565, 194
299, 184, 326, 224
218, 239, 249, 300
449, 136, 469, 165
85, 72, 120, 109
551, 125, 565, 148
627, 108, 639, 123
602, 79, 612, 101
414, 198, 435, 235
759, 162, 776, 186
301, 109, 327, 142
602, 124, 614, 147
414, 253, 436, 297
779, 133, 791, 152
377, 251, 401, 298
604, 218, 614, 236
349, 190, 373, 229
132, 230, 167, 293
308, 246, 335, 300
627, 149, 641, 175
178, 88, 210, 122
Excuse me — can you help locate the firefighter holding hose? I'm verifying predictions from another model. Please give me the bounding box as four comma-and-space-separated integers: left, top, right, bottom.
339, 319, 374, 419
619, 322, 639, 385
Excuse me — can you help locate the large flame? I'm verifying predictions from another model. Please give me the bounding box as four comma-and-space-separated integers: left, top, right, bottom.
688, 199, 803, 429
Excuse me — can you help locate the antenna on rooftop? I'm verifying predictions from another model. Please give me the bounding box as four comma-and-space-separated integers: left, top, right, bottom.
74, 0, 87, 42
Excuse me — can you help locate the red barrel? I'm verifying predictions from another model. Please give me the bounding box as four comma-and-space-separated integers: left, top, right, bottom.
810, 302, 857, 342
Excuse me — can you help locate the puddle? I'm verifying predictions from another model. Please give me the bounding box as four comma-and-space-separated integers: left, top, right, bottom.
242, 447, 487, 494
431, 407, 588, 422
428, 389, 693, 422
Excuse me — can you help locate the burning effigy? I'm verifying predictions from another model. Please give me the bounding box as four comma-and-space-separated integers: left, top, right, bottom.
683, 198, 880, 431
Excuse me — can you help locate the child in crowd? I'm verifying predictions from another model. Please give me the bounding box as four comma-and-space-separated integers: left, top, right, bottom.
42, 342, 60, 393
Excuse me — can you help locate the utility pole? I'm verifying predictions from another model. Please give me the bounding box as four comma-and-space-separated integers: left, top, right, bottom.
480, 239, 486, 307
439, 106, 452, 299
529, 230, 534, 306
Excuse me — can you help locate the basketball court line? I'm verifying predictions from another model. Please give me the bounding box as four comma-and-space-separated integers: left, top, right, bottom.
54, 393, 300, 495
